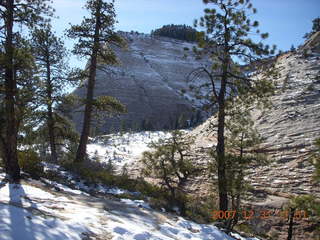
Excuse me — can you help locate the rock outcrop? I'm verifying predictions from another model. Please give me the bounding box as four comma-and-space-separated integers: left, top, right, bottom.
189, 36, 320, 198
185, 35, 320, 240
69, 32, 209, 133
300, 31, 320, 54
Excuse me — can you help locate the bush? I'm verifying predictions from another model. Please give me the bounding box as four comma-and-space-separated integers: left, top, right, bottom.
141, 130, 201, 215
62, 160, 164, 200
18, 150, 44, 179
151, 24, 198, 42
311, 138, 320, 182
185, 194, 218, 224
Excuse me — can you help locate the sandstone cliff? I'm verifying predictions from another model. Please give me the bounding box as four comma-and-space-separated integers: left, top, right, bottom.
69, 32, 210, 133
186, 33, 320, 239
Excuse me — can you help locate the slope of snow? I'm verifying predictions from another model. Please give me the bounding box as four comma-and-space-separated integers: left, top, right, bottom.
87, 131, 173, 170
0, 182, 91, 240
0, 171, 256, 240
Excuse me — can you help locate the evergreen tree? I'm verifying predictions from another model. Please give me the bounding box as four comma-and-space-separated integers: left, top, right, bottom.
290, 44, 295, 52
151, 24, 198, 42
191, 0, 276, 211
9, 36, 41, 148
311, 138, 320, 182
141, 131, 201, 215
284, 139, 320, 239
31, 23, 75, 163
304, 17, 320, 39
224, 98, 267, 230
1, 35, 38, 149
67, 0, 126, 163
287, 195, 320, 239
0, 0, 52, 181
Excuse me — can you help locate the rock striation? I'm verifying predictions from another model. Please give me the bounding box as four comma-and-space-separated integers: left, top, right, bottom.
69, 32, 210, 133
189, 33, 320, 198
185, 33, 320, 240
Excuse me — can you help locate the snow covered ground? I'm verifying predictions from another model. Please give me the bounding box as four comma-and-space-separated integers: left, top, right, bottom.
86, 131, 173, 170
0, 130, 260, 240
0, 170, 259, 240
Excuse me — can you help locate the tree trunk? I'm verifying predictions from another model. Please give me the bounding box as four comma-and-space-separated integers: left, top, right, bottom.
230, 170, 243, 230
216, 73, 228, 211
216, 105, 228, 211
47, 105, 57, 162
75, 1, 102, 163
215, 19, 231, 211
287, 207, 295, 240
4, 0, 21, 181
46, 60, 58, 163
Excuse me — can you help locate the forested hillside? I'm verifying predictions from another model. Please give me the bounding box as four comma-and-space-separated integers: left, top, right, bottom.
0, 0, 319, 240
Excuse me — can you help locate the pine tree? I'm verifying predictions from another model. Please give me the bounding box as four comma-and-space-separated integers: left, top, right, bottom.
151, 24, 198, 42
311, 138, 320, 182
141, 131, 201, 215
304, 17, 320, 39
224, 98, 267, 230
1, 35, 38, 149
31, 23, 74, 163
0, 0, 52, 181
191, 0, 276, 211
9, 36, 41, 146
67, 0, 126, 163
284, 139, 320, 239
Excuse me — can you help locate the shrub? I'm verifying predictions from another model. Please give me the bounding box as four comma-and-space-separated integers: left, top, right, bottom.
141, 130, 201, 215
311, 138, 320, 182
18, 150, 44, 179
185, 194, 218, 224
151, 24, 198, 42
62, 159, 164, 200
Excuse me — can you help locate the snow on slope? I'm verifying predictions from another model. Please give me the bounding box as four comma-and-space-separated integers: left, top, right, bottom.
87, 131, 173, 170
0, 171, 257, 240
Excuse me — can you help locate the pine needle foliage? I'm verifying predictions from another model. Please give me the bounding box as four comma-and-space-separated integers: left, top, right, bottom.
141, 131, 201, 215
66, 0, 127, 162
190, 0, 277, 211
0, 0, 53, 180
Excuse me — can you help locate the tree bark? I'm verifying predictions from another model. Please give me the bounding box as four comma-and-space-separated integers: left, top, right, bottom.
46, 58, 58, 163
216, 58, 229, 211
75, 0, 101, 163
216, 12, 230, 211
4, 0, 21, 181
216, 88, 228, 211
287, 207, 295, 240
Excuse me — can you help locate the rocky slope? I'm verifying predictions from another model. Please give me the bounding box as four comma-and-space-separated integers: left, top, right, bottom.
69, 32, 210, 133
67, 32, 320, 239
190, 41, 320, 198
248, 49, 320, 198
185, 34, 320, 239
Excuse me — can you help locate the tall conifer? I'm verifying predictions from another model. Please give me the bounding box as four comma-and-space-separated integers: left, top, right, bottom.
31, 24, 73, 163
0, 0, 52, 181
191, 0, 276, 211
67, 0, 126, 162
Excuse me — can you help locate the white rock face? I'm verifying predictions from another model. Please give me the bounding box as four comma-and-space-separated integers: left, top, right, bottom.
70, 32, 210, 133
248, 49, 320, 197
188, 47, 320, 198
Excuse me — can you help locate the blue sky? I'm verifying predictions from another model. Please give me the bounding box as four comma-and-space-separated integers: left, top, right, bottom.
51, 0, 320, 69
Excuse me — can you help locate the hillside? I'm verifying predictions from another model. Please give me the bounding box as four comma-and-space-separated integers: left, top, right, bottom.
0, 165, 257, 240
67, 32, 210, 134
184, 35, 320, 239
60, 32, 320, 240
1, 46, 318, 239
190, 38, 320, 195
